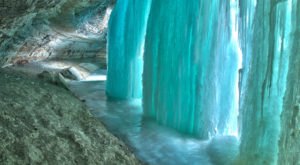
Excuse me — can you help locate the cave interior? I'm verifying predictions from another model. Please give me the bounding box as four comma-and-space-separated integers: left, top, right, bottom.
0, 0, 299, 165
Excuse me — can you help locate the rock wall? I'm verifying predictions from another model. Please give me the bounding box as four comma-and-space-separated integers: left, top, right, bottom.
0, 68, 141, 165
0, 0, 114, 67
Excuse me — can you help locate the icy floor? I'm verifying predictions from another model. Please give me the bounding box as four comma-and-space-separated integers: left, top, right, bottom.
12, 60, 239, 165
69, 71, 239, 165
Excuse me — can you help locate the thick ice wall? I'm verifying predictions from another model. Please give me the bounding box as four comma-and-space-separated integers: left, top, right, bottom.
143, 0, 240, 138
106, 0, 151, 99
278, 0, 300, 163
238, 0, 295, 164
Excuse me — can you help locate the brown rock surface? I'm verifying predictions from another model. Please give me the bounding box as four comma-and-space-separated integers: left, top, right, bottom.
0, 69, 141, 165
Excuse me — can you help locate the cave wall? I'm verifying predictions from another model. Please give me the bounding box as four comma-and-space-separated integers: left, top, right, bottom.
0, 0, 114, 67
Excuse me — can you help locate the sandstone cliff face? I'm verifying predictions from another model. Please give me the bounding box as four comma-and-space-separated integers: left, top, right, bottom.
0, 0, 114, 67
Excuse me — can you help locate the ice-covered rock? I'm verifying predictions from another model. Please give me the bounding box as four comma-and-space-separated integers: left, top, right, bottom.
207, 136, 239, 165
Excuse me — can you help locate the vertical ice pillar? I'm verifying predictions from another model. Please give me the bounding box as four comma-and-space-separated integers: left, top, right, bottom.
143, 0, 240, 138
278, 0, 300, 164
207, 0, 242, 137
238, 0, 293, 164
106, 0, 151, 99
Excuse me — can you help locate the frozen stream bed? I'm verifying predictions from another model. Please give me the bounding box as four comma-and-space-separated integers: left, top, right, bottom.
12, 60, 239, 165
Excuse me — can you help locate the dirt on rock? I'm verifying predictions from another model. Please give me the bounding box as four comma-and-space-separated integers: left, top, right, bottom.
0, 69, 141, 165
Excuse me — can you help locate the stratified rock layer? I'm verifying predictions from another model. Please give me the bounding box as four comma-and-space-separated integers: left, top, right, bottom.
0, 69, 141, 165
0, 0, 114, 67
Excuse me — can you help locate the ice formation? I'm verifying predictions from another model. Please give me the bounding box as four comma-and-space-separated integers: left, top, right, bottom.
106, 0, 300, 164
238, 0, 299, 164
143, 0, 241, 138
106, 0, 151, 99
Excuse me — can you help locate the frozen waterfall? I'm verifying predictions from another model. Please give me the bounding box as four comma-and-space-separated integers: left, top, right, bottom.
106, 0, 151, 99
238, 0, 296, 164
106, 0, 300, 164
143, 0, 241, 138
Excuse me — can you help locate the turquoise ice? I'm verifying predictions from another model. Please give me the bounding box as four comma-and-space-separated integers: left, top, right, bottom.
106, 0, 300, 164
106, 0, 151, 99
143, 0, 241, 138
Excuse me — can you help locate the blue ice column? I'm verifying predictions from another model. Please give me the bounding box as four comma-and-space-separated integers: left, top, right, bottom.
143, 0, 240, 138
238, 0, 293, 164
106, 0, 151, 99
